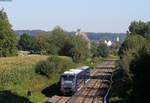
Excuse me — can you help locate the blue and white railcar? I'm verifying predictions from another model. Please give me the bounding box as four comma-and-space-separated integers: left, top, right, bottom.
60, 66, 90, 95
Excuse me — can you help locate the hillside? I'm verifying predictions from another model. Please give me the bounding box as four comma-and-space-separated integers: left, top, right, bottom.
15, 30, 126, 41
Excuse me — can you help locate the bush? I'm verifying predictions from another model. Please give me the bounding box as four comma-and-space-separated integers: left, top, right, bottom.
35, 56, 73, 78
97, 42, 109, 58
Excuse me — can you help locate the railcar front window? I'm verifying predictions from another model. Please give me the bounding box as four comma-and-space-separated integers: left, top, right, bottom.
63, 76, 74, 84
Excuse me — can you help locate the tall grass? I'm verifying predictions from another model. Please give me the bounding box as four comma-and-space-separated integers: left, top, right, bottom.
0, 56, 50, 103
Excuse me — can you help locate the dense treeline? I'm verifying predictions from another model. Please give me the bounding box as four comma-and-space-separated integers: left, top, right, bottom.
18, 28, 111, 62
18, 26, 91, 62
110, 21, 150, 103
18, 27, 112, 62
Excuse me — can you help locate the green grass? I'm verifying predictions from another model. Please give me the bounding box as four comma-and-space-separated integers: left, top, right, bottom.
109, 96, 127, 103
103, 55, 119, 60
29, 92, 46, 103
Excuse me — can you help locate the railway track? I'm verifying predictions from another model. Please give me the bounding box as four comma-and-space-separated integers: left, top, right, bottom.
44, 60, 116, 103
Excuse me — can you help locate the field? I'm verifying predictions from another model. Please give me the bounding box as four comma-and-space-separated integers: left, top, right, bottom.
0, 55, 51, 103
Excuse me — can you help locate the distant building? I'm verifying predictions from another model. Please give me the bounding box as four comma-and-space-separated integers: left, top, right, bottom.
75, 29, 90, 48
107, 40, 112, 46
104, 40, 112, 47
104, 40, 107, 44
18, 50, 30, 56
75, 29, 89, 41
116, 36, 120, 42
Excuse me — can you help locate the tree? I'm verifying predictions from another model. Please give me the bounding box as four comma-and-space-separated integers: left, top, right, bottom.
118, 35, 146, 58
33, 33, 50, 54
90, 41, 99, 57
126, 21, 150, 102
129, 42, 150, 103
0, 9, 18, 57
97, 41, 109, 58
19, 33, 36, 51
49, 26, 69, 55
69, 35, 90, 62
128, 21, 150, 39
110, 21, 150, 103
116, 35, 146, 98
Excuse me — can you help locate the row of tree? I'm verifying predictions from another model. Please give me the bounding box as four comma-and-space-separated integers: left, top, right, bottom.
18, 27, 110, 62
110, 21, 150, 103
19, 27, 91, 62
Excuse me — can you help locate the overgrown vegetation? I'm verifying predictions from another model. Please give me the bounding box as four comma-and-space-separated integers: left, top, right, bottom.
109, 21, 150, 103
90, 41, 110, 58
36, 56, 73, 79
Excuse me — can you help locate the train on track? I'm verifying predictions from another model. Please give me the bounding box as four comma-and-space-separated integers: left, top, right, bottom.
60, 66, 90, 95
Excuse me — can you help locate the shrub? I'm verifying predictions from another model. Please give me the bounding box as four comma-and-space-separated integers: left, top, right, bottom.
35, 56, 73, 78
97, 42, 109, 58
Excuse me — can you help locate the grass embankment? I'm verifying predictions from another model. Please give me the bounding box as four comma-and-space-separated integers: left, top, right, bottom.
0, 56, 50, 103
103, 55, 119, 60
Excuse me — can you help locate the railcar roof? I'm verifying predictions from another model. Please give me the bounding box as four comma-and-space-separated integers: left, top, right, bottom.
63, 69, 82, 75
76, 66, 89, 70
62, 66, 89, 75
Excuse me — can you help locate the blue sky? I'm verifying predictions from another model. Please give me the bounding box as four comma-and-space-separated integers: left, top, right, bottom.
0, 0, 150, 32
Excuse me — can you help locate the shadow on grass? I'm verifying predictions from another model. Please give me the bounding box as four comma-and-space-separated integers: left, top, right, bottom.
42, 82, 63, 97
0, 90, 32, 103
